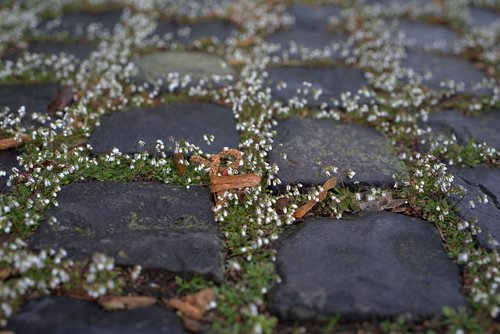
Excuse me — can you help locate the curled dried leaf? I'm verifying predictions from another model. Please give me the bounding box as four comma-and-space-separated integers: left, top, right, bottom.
173, 153, 187, 176
165, 288, 215, 321
292, 177, 337, 219
0, 135, 29, 150
98, 295, 157, 311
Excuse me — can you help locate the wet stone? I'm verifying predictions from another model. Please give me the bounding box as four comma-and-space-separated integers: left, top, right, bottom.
403, 51, 486, 93
134, 51, 236, 83
426, 110, 500, 150
6, 296, 188, 334
270, 211, 467, 321
450, 167, 500, 249
288, 4, 340, 30
0, 83, 59, 115
29, 182, 224, 279
468, 7, 500, 27
269, 117, 404, 191
154, 20, 236, 44
398, 20, 458, 51
41, 10, 122, 37
267, 66, 366, 105
89, 103, 239, 156
0, 150, 18, 193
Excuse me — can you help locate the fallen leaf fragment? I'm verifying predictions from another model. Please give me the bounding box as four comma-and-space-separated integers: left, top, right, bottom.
173, 153, 187, 176
0, 268, 12, 281
293, 177, 337, 219
210, 173, 261, 193
274, 197, 291, 214
47, 86, 74, 115
166, 288, 215, 321
98, 295, 157, 311
0, 135, 29, 150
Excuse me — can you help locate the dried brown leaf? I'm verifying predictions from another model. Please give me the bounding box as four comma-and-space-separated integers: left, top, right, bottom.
274, 197, 291, 214
98, 295, 156, 311
47, 86, 74, 115
293, 177, 337, 219
0, 135, 29, 150
173, 153, 187, 176
166, 288, 215, 321
209, 173, 261, 193
0, 268, 12, 281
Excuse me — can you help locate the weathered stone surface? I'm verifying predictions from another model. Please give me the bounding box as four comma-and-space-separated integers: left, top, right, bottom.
0, 83, 58, 115
270, 212, 467, 320
403, 51, 486, 93
426, 110, 500, 150
134, 51, 236, 83
270, 117, 404, 190
89, 103, 239, 155
6, 296, 187, 334
27, 40, 95, 60
398, 20, 458, 50
288, 4, 340, 30
267, 66, 366, 105
44, 10, 122, 36
266, 29, 346, 53
0, 150, 18, 193
30, 182, 224, 279
450, 167, 500, 249
154, 20, 236, 43
468, 7, 500, 27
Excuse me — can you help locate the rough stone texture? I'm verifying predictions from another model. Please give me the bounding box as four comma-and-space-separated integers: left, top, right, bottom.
403, 51, 486, 93
89, 103, 239, 156
154, 20, 236, 43
0, 83, 59, 115
468, 7, 500, 27
426, 110, 500, 150
398, 20, 458, 50
450, 167, 500, 249
134, 51, 236, 83
269, 117, 404, 190
270, 212, 467, 320
267, 66, 367, 105
0, 150, 18, 193
29, 182, 224, 279
6, 296, 187, 334
288, 4, 340, 30
44, 10, 122, 36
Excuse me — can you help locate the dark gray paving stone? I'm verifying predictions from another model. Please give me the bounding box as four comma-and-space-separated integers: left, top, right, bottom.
403, 51, 486, 93
267, 66, 367, 105
468, 7, 500, 27
269, 211, 467, 321
0, 150, 18, 193
266, 29, 347, 53
5, 41, 96, 61
270, 117, 404, 190
29, 182, 224, 279
0, 83, 59, 115
450, 167, 500, 249
89, 103, 239, 156
288, 4, 340, 30
134, 51, 236, 83
426, 110, 500, 150
43, 10, 122, 36
154, 20, 236, 43
398, 20, 458, 51
6, 296, 188, 334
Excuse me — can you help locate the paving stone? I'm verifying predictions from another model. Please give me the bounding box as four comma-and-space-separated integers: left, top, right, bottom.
154, 20, 236, 43
6, 40, 96, 61
450, 167, 500, 249
403, 51, 486, 93
288, 4, 340, 30
426, 110, 500, 150
266, 29, 347, 54
29, 182, 224, 279
269, 117, 404, 190
267, 66, 367, 105
0, 150, 18, 193
0, 83, 59, 115
468, 7, 500, 27
134, 51, 236, 83
89, 103, 239, 156
43, 10, 122, 36
6, 296, 188, 334
398, 20, 458, 51
269, 211, 467, 320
